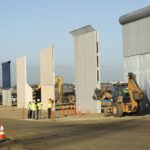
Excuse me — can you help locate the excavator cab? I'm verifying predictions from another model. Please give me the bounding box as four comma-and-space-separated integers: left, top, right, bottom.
111, 84, 130, 103
122, 88, 130, 103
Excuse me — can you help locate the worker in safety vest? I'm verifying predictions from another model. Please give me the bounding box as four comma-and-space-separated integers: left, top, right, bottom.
32, 100, 36, 119
28, 101, 32, 119
48, 98, 52, 118
37, 99, 43, 119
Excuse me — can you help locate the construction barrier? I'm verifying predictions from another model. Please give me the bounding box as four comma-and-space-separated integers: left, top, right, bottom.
0, 124, 7, 142
77, 104, 81, 115
54, 104, 76, 118
51, 111, 55, 123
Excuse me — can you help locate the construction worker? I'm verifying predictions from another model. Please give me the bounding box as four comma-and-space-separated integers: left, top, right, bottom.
37, 99, 43, 119
28, 101, 32, 119
32, 100, 36, 119
48, 98, 52, 118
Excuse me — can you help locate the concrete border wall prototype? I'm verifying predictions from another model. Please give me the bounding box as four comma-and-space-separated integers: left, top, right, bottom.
16, 57, 33, 108
1, 61, 12, 106
120, 6, 150, 113
70, 25, 101, 113
40, 47, 55, 110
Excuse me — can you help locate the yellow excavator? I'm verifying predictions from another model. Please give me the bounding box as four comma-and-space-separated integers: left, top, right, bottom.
33, 75, 75, 104
55, 75, 63, 101
55, 75, 75, 104
93, 73, 144, 117
33, 76, 63, 102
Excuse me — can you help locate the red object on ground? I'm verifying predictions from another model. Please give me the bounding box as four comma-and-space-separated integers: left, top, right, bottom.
0, 125, 6, 140
51, 111, 55, 123
78, 105, 81, 115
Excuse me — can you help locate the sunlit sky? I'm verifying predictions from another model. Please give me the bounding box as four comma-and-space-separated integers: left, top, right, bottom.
0, 0, 150, 85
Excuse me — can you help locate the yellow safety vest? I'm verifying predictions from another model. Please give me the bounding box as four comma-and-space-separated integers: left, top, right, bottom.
32, 103, 36, 111
37, 102, 43, 110
48, 101, 52, 108
28, 103, 32, 110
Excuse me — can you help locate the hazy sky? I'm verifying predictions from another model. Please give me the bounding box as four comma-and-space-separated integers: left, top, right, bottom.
0, 0, 150, 85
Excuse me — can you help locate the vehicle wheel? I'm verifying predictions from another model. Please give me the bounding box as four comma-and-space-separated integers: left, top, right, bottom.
113, 102, 123, 117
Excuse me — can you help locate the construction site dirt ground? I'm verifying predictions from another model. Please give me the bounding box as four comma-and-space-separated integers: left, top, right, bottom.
0, 106, 150, 150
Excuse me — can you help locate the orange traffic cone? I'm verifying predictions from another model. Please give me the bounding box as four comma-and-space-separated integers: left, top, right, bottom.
0, 124, 6, 140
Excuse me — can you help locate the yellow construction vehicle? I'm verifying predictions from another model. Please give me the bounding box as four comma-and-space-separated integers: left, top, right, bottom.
55, 75, 63, 101
32, 76, 63, 102
55, 75, 76, 104
93, 73, 144, 117
93, 87, 113, 116
33, 76, 63, 101
32, 75, 75, 104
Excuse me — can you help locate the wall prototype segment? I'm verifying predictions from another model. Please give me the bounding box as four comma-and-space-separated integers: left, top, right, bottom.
1, 61, 12, 106
122, 16, 150, 57
70, 25, 101, 113
16, 57, 33, 108
40, 47, 55, 110
120, 6, 150, 113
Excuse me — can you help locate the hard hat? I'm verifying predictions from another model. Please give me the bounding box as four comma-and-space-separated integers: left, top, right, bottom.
37, 99, 40, 102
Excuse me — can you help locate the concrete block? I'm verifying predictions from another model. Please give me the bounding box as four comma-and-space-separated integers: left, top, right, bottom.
41, 86, 55, 110
2, 90, 12, 106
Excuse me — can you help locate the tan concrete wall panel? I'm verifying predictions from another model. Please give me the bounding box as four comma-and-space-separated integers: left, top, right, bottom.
16, 57, 32, 108
40, 47, 55, 110
71, 26, 101, 113
2, 90, 12, 106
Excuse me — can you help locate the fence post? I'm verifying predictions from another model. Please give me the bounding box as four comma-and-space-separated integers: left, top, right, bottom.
22, 107, 25, 119
51, 111, 55, 123
78, 104, 81, 115
74, 105, 76, 115
62, 105, 65, 117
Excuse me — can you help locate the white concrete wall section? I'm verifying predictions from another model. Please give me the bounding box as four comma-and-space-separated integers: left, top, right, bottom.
123, 16, 150, 57
2, 90, 12, 106
16, 57, 32, 108
40, 47, 55, 110
120, 8, 150, 114
71, 25, 100, 113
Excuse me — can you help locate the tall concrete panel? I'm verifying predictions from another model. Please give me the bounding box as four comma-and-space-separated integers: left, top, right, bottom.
119, 6, 150, 57
70, 25, 101, 113
2, 90, 12, 106
122, 17, 150, 57
120, 6, 150, 113
16, 57, 33, 108
1, 61, 12, 106
40, 47, 55, 110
